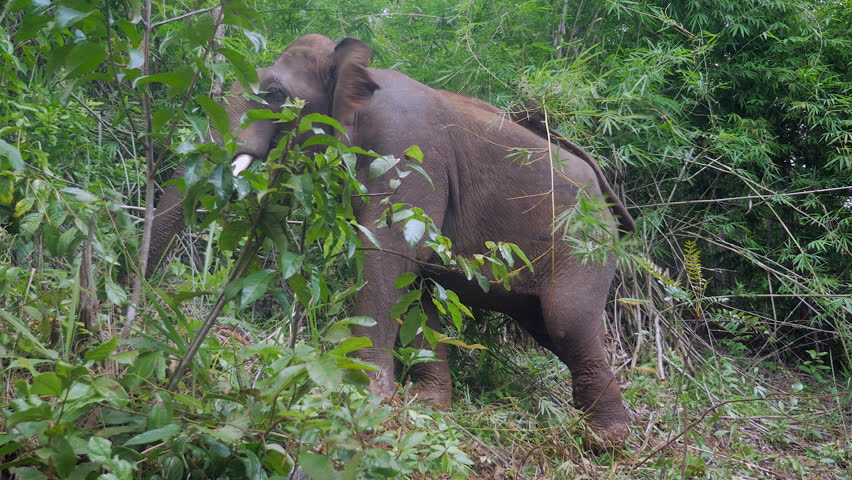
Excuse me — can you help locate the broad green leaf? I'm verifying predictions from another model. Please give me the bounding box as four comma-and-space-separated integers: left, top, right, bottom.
197, 95, 230, 136
65, 42, 106, 79
390, 288, 421, 319
355, 223, 382, 249
333, 317, 376, 328
473, 271, 490, 292
127, 48, 144, 70
403, 218, 426, 246
299, 453, 341, 480
219, 47, 259, 94
55, 6, 93, 30
399, 309, 424, 347
62, 187, 97, 203
51, 436, 75, 478
124, 423, 180, 446
85, 336, 118, 362
8, 468, 47, 480
133, 67, 194, 92
0, 177, 12, 205
87, 437, 112, 462
14, 197, 35, 217
209, 414, 250, 443
239, 269, 276, 307
306, 356, 343, 390
30, 372, 64, 397
105, 279, 128, 307
0, 139, 23, 173
8, 403, 52, 427
330, 337, 372, 356
368, 155, 399, 179
404, 163, 434, 189
279, 252, 303, 280
404, 144, 424, 163
395, 272, 417, 289
298, 113, 346, 136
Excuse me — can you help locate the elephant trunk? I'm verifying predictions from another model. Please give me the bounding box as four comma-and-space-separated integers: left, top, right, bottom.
223, 84, 278, 174
146, 163, 187, 278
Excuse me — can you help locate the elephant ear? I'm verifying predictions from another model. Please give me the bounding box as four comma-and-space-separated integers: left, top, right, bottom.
331, 38, 379, 139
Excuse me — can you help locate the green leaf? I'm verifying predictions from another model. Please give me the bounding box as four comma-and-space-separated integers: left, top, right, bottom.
404, 144, 424, 163
355, 223, 382, 249
332, 316, 377, 328
87, 437, 112, 462
18, 212, 43, 235
105, 279, 128, 306
299, 453, 341, 480
8, 468, 47, 480
0, 139, 24, 173
330, 337, 372, 356
0, 177, 12, 205
51, 436, 75, 478
395, 272, 417, 289
298, 113, 346, 137
509, 243, 533, 273
209, 414, 250, 443
219, 47, 259, 94
128, 48, 144, 70
473, 271, 490, 293
55, 6, 93, 30
62, 187, 97, 203
399, 309, 424, 347
14, 197, 35, 217
8, 403, 52, 427
404, 163, 434, 189
31, 372, 64, 397
197, 95, 229, 136
239, 269, 276, 308
133, 67, 194, 92
85, 336, 118, 362
65, 42, 106, 79
124, 423, 180, 446
368, 155, 399, 179
279, 252, 303, 280
306, 356, 343, 390
403, 218, 425, 247
390, 288, 421, 319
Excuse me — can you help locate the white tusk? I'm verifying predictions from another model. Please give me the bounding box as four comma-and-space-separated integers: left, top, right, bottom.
231, 154, 254, 177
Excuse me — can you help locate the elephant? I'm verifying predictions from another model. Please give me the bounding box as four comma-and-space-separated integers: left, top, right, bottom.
148, 34, 634, 446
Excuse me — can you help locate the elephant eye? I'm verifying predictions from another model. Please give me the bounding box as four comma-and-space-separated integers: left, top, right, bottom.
264, 87, 288, 106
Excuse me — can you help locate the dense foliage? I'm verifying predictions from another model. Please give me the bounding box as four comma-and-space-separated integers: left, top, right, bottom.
1, 0, 849, 478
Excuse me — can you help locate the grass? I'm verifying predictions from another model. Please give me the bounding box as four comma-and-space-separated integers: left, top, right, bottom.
440, 336, 850, 479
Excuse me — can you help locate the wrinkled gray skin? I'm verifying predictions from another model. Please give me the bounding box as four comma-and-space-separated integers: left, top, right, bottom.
149, 34, 634, 446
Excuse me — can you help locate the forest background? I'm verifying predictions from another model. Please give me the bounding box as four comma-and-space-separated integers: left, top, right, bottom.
0, 0, 850, 479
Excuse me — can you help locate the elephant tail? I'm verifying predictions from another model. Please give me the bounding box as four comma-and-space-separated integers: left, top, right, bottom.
510, 109, 635, 237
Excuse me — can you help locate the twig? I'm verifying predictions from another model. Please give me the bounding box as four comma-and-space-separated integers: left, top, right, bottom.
152, 6, 217, 28
351, 12, 442, 21
632, 185, 851, 209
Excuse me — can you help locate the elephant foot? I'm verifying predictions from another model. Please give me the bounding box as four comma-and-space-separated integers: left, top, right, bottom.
366, 365, 398, 401
584, 420, 630, 451
408, 384, 452, 410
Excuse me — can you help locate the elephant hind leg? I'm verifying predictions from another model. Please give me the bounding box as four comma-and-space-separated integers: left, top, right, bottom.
539, 264, 629, 447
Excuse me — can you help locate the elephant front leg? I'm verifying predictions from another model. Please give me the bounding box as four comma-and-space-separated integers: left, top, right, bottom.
408, 296, 452, 409
350, 251, 414, 402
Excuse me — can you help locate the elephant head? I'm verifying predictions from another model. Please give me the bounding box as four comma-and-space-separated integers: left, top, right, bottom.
147, 34, 378, 276
225, 34, 378, 175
